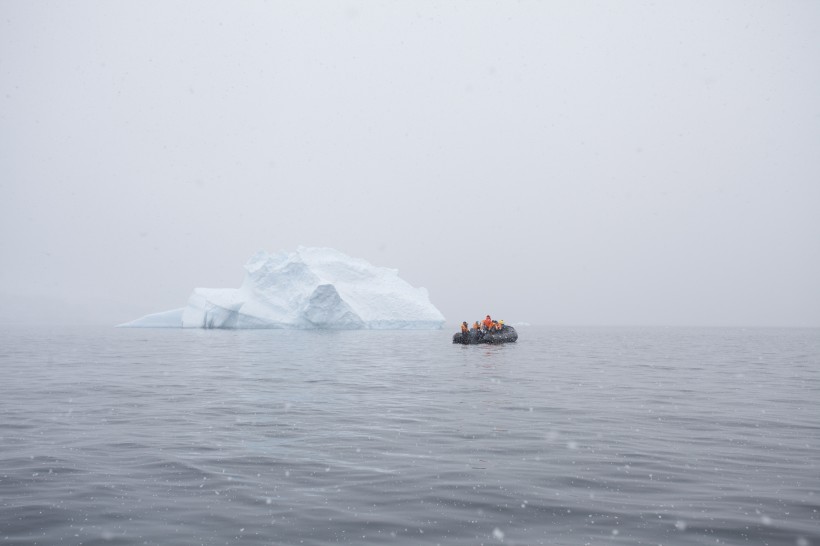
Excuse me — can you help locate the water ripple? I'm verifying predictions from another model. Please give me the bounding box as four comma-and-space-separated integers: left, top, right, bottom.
0, 325, 818, 545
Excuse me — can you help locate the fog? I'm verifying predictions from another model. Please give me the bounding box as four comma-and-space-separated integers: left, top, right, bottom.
1, 1, 818, 327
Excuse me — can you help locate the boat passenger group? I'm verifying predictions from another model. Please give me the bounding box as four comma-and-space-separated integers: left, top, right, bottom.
461, 315, 504, 335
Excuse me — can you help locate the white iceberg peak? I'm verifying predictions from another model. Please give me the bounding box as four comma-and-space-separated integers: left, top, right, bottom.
120, 247, 445, 329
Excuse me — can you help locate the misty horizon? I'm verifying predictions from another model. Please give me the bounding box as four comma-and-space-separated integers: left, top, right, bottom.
2, 2, 818, 329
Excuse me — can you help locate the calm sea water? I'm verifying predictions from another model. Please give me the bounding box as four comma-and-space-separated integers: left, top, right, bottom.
1, 325, 818, 546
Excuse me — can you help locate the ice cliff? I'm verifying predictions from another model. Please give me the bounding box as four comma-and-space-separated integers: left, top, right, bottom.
120, 247, 446, 329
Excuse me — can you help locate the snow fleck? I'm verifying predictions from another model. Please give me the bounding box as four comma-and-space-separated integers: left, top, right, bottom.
493, 527, 505, 541
675, 520, 687, 531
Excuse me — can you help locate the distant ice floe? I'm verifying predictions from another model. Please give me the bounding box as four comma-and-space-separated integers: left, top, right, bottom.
120, 247, 445, 330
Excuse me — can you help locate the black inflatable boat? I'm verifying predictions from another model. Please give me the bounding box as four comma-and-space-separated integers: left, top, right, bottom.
452, 325, 518, 345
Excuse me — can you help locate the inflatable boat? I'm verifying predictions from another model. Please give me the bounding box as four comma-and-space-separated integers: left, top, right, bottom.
452, 325, 518, 345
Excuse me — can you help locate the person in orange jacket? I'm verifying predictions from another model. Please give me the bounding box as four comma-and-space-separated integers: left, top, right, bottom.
482, 315, 493, 331
461, 321, 469, 334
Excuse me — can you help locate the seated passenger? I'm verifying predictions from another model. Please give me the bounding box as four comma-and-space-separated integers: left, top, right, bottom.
461, 321, 469, 334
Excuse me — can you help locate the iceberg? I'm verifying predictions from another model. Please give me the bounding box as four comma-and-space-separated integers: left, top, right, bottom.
120, 247, 446, 329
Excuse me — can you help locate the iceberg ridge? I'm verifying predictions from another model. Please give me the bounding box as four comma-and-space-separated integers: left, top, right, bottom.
119, 247, 445, 329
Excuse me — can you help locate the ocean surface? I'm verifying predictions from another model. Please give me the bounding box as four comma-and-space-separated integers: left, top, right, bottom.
1, 325, 818, 546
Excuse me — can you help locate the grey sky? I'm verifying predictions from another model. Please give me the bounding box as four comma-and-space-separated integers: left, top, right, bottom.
1, 1, 818, 327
